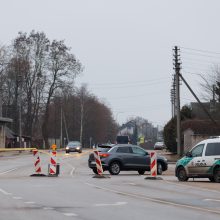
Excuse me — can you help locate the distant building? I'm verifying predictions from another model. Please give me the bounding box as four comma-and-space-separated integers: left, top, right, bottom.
118, 120, 158, 145
182, 119, 220, 151
0, 117, 13, 148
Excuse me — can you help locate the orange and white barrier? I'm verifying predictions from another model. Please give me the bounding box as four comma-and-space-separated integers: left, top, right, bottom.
150, 151, 157, 177
49, 150, 57, 175
93, 150, 103, 175
33, 149, 42, 174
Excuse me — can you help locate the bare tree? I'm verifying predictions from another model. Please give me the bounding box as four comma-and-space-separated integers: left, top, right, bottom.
200, 65, 220, 101
0, 46, 7, 116
42, 39, 82, 148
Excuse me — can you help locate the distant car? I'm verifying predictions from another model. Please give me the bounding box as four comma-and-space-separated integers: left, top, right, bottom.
154, 142, 165, 150
88, 144, 168, 175
65, 141, 82, 153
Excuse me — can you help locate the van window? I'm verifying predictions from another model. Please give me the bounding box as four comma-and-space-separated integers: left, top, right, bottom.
205, 143, 220, 156
191, 144, 204, 157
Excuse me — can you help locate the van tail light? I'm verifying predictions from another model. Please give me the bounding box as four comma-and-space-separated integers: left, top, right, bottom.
99, 153, 110, 158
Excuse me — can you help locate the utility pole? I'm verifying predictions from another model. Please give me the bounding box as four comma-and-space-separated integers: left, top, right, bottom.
173, 46, 183, 156
171, 74, 176, 118
0, 86, 2, 117
60, 104, 63, 148
18, 72, 22, 148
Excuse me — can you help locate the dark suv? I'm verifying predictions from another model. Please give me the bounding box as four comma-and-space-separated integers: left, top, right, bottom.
88, 144, 168, 175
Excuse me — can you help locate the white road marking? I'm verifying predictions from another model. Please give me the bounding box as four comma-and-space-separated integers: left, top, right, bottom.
70, 167, 76, 176
13, 196, 22, 200
24, 201, 36, 204
164, 179, 220, 194
127, 183, 136, 186
204, 199, 220, 203
0, 188, 12, 195
85, 182, 220, 215
0, 168, 18, 175
43, 207, 54, 210
63, 213, 78, 217
94, 202, 127, 207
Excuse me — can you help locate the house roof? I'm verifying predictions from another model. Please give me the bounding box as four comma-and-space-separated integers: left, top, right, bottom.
181, 119, 220, 135
0, 117, 13, 124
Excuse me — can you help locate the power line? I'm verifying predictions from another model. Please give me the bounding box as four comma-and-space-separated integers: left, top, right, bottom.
180, 46, 220, 55
181, 51, 220, 59
90, 79, 170, 89
107, 89, 168, 100
182, 66, 211, 72
181, 58, 219, 65
89, 77, 169, 86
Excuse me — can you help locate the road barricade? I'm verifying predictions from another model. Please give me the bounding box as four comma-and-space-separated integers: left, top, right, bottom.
150, 151, 157, 177
145, 151, 162, 180
94, 150, 103, 175
30, 149, 46, 177
93, 150, 109, 178
48, 145, 60, 177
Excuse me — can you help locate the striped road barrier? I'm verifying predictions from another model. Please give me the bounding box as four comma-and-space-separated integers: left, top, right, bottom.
94, 150, 103, 175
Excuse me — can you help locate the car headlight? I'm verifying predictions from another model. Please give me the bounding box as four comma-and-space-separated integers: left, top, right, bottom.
66, 147, 69, 150
76, 147, 80, 150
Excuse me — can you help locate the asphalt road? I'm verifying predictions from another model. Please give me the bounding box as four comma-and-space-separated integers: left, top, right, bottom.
0, 150, 220, 220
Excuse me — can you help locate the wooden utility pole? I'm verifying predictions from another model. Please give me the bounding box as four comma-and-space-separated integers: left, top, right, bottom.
173, 46, 183, 156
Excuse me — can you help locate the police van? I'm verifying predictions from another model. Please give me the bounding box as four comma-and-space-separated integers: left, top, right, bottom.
175, 137, 220, 182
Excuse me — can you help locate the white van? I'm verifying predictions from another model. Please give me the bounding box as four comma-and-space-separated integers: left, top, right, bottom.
175, 138, 220, 182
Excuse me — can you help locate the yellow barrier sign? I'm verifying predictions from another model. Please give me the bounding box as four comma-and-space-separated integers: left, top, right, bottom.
51, 144, 57, 151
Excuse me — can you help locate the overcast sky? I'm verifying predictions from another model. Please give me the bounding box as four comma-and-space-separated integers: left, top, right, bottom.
1, 0, 220, 126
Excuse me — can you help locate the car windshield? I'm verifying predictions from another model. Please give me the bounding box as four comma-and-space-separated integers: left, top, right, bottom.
68, 142, 80, 146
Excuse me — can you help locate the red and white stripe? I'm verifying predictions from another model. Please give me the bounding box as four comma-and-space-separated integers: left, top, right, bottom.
49, 150, 57, 175
33, 149, 42, 174
150, 151, 157, 177
93, 150, 103, 175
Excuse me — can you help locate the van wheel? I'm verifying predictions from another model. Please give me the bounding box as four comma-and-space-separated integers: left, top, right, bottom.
109, 161, 120, 175
213, 167, 220, 183
177, 167, 188, 181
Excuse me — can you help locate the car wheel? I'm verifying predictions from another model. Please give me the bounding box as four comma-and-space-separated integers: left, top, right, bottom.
66, 151, 69, 154
138, 170, 145, 175
176, 167, 188, 181
78, 150, 82, 153
209, 177, 215, 182
157, 162, 163, 175
92, 168, 98, 175
213, 167, 220, 183
109, 161, 121, 175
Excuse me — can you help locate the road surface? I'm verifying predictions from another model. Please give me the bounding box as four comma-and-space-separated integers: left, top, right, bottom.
0, 150, 220, 220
